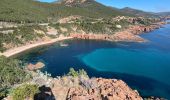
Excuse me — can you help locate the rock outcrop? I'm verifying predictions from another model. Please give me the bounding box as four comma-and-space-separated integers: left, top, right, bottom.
58, 0, 92, 6
62, 0, 88, 4
70, 23, 163, 42
127, 25, 161, 35
46, 26, 58, 35
27, 62, 45, 71
58, 16, 82, 24
49, 77, 142, 100
112, 31, 145, 42
66, 78, 142, 100
70, 33, 111, 40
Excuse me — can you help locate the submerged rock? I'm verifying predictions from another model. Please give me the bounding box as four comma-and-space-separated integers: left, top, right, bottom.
27, 62, 45, 71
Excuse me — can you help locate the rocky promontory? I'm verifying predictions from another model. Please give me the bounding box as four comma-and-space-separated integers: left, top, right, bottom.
28, 68, 142, 100
40, 76, 143, 100
5, 67, 167, 100
70, 22, 164, 42
65, 78, 142, 100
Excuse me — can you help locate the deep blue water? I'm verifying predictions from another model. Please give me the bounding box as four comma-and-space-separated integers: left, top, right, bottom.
18, 23, 170, 99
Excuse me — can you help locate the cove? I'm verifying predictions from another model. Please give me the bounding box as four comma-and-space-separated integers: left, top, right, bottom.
17, 23, 170, 99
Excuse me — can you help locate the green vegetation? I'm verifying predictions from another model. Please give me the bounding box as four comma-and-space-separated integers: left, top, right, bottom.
0, 17, 155, 53
120, 7, 158, 18
0, 1, 161, 99
138, 18, 157, 25
0, 0, 159, 23
0, 0, 128, 23
0, 0, 136, 51
67, 68, 88, 78
0, 0, 158, 52
48, 16, 156, 37
0, 0, 49, 23
11, 84, 39, 100
75, 19, 132, 34
56, 0, 125, 18
48, 23, 72, 36
0, 25, 46, 52
49, 18, 133, 35
0, 56, 30, 98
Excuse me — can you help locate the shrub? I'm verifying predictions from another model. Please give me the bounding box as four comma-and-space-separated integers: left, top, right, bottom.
0, 56, 31, 99
0, 89, 8, 99
67, 68, 89, 78
67, 68, 79, 77
12, 84, 39, 100
79, 69, 88, 78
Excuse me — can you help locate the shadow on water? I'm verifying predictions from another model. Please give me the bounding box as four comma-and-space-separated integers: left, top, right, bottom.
34, 85, 55, 100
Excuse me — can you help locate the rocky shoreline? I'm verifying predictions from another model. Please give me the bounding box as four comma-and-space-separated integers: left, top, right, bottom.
30, 71, 143, 100
4, 66, 167, 100
70, 22, 165, 42
66, 78, 142, 100
17, 65, 165, 100
16, 68, 167, 100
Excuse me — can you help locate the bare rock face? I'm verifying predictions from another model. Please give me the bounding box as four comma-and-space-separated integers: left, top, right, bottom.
97, 78, 142, 100
128, 25, 160, 35
64, 0, 88, 4
58, 16, 82, 23
70, 33, 111, 40
27, 62, 45, 71
112, 31, 145, 42
70, 32, 145, 42
69, 23, 161, 42
31, 75, 162, 100
65, 78, 142, 100
46, 26, 58, 35
58, 0, 93, 6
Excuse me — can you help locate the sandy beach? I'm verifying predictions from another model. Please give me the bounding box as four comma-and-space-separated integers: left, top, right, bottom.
0, 37, 73, 57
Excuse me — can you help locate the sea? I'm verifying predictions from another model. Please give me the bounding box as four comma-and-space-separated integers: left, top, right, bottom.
17, 21, 170, 99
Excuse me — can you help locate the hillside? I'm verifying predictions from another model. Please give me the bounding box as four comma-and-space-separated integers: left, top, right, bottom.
0, 0, 163, 23
120, 7, 158, 17
157, 12, 170, 16
0, 0, 168, 99
0, 0, 128, 23
0, 0, 49, 23
56, 0, 126, 17
0, 0, 163, 53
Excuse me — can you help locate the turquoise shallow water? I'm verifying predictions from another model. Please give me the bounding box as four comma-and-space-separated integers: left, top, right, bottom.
18, 22, 170, 99
80, 48, 170, 86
